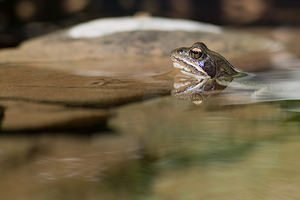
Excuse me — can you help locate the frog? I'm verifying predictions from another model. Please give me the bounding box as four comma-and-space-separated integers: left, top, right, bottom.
170, 42, 241, 79
170, 42, 253, 103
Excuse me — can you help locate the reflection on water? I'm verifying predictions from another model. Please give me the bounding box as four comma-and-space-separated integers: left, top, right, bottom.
171, 73, 230, 104
2, 102, 300, 198
173, 65, 300, 106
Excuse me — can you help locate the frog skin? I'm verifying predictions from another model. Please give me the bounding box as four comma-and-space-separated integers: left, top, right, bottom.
170, 42, 241, 80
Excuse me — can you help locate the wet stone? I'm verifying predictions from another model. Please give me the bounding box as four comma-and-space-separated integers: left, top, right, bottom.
0, 64, 170, 132
0, 100, 109, 132
0, 65, 171, 107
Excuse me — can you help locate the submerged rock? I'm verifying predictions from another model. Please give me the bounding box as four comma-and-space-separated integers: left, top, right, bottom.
0, 135, 143, 199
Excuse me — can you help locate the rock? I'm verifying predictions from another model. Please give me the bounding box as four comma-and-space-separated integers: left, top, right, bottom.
0, 65, 171, 107
0, 105, 4, 127
0, 17, 280, 73
0, 16, 283, 131
0, 100, 109, 132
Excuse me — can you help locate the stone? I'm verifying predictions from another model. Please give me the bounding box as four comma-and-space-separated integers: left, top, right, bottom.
0, 17, 283, 132
0, 17, 280, 73
0, 64, 171, 107
0, 100, 109, 132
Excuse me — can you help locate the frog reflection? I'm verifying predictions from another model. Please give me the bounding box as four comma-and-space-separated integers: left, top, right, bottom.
172, 73, 233, 104
170, 42, 240, 104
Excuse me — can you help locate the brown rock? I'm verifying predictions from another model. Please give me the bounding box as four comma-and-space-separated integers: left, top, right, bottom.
0, 100, 109, 132
0, 64, 172, 107
0, 18, 279, 73
0, 17, 282, 132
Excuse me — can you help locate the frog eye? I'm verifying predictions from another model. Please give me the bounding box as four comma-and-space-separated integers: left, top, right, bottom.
190, 48, 202, 59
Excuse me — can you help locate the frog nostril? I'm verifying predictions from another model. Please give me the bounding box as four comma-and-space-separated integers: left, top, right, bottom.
178, 49, 184, 55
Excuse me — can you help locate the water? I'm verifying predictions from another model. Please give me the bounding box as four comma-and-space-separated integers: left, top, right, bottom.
1, 38, 300, 200
1, 71, 300, 200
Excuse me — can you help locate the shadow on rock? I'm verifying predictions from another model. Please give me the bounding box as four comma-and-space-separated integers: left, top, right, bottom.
0, 101, 113, 135
0, 105, 4, 130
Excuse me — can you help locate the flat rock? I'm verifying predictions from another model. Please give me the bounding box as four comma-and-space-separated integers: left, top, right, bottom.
0, 64, 170, 131
0, 17, 283, 107
0, 100, 109, 132
0, 17, 282, 106
0, 65, 171, 107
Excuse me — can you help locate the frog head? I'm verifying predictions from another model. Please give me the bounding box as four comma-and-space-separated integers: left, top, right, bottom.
170, 42, 239, 79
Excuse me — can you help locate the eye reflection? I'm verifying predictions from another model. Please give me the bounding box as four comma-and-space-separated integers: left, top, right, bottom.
191, 93, 204, 105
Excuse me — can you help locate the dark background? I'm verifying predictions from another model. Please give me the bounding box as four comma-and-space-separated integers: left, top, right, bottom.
0, 0, 299, 48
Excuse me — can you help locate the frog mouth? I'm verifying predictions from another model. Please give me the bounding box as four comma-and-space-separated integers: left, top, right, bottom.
171, 57, 209, 79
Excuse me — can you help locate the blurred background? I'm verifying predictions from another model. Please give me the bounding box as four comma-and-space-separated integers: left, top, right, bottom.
0, 0, 300, 48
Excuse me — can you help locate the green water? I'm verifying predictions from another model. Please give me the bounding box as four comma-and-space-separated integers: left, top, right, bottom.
0, 94, 299, 199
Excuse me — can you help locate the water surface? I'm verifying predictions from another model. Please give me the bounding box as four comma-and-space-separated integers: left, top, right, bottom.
1, 35, 300, 200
